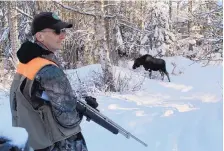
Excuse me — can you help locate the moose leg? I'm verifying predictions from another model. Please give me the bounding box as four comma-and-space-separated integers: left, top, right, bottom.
162, 72, 164, 81
165, 71, 171, 82
149, 70, 152, 79
160, 70, 164, 81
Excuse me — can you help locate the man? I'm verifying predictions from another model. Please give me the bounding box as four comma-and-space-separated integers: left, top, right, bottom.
10, 12, 97, 151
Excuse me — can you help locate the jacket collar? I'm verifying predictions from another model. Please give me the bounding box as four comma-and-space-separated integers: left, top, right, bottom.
17, 41, 53, 64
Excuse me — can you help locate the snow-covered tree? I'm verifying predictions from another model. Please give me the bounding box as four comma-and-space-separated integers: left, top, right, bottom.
7, 1, 19, 68
141, 2, 175, 57
94, 0, 115, 91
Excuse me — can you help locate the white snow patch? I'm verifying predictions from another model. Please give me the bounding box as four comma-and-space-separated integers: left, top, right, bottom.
159, 82, 193, 92
162, 110, 174, 117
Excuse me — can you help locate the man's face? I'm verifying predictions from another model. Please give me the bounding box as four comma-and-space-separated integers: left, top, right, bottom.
37, 28, 66, 52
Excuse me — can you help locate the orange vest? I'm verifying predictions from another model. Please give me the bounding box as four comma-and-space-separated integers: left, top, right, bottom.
16, 57, 56, 80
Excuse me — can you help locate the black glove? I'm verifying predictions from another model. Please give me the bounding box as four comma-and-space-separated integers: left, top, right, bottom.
84, 96, 98, 109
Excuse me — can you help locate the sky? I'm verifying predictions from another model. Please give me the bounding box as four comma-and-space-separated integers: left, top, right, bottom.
0, 56, 223, 151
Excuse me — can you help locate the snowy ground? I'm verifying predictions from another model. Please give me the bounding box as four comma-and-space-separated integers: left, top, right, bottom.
0, 56, 223, 151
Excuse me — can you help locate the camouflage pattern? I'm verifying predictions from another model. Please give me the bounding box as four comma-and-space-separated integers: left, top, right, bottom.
33, 44, 88, 151
51, 138, 88, 151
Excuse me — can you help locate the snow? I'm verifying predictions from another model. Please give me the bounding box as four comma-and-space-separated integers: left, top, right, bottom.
0, 56, 222, 151
0, 27, 9, 42
0, 126, 28, 149
0, 93, 28, 149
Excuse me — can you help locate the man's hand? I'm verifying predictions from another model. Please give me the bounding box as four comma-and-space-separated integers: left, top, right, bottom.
84, 96, 98, 109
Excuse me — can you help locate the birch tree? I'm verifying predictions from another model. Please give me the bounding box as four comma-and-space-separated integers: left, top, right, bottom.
94, 0, 115, 91
8, 1, 19, 68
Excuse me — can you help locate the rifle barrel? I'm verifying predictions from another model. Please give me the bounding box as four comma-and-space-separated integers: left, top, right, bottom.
78, 100, 148, 147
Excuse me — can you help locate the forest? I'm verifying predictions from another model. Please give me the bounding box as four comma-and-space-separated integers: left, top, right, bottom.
0, 0, 223, 91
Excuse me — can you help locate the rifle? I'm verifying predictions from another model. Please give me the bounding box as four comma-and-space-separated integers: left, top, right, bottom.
76, 99, 148, 147
36, 88, 147, 147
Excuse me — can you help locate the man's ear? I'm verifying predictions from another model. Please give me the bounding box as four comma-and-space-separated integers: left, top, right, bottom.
35, 32, 44, 42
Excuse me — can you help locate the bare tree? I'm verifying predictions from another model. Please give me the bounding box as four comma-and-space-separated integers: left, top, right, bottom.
8, 1, 19, 68
169, 0, 172, 29
188, 0, 193, 35
94, 0, 115, 91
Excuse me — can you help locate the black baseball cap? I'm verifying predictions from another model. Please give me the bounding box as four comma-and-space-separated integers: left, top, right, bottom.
31, 12, 73, 35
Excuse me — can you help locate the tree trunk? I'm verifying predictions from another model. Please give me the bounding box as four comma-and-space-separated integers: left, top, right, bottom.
104, 0, 121, 66
8, 1, 19, 68
188, 0, 193, 34
177, 1, 180, 22
169, 0, 172, 30
140, 0, 146, 30
95, 0, 115, 91
129, 1, 133, 23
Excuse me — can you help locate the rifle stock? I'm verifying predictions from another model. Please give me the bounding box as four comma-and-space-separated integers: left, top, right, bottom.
76, 100, 148, 147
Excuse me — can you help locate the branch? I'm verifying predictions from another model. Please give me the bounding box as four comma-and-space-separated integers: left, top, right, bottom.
54, 1, 118, 19
75, 71, 82, 83
15, 7, 33, 19
118, 20, 153, 35
103, 4, 117, 8
192, 58, 223, 62
53, 0, 152, 36
104, 14, 117, 19
53, 1, 96, 18
116, 41, 151, 49
189, 57, 222, 67
53, 0, 154, 38
193, 7, 223, 17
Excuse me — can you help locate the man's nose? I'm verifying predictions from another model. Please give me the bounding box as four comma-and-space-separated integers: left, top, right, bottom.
59, 33, 66, 40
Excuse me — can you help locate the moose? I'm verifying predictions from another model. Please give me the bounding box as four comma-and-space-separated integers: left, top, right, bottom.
132, 54, 171, 82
